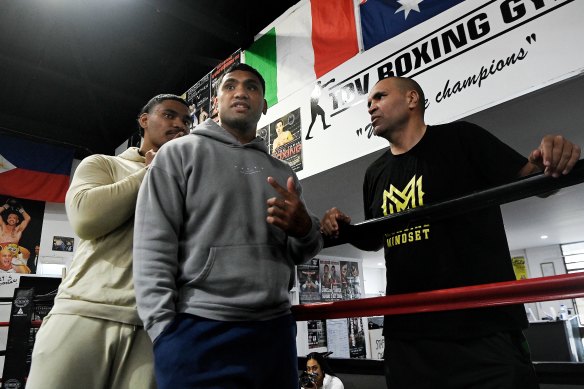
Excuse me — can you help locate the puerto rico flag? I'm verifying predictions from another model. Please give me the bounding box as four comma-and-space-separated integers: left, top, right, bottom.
0, 135, 74, 203
360, 0, 466, 50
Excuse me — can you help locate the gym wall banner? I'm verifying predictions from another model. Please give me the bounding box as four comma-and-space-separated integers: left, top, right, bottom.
254, 0, 584, 179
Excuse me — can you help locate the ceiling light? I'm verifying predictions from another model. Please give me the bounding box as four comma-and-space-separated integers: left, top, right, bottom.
540, 235, 548, 239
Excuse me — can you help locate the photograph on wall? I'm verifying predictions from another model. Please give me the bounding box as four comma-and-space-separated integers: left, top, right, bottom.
0, 195, 45, 274
52, 236, 74, 252
340, 260, 362, 300
307, 319, 327, 350
347, 317, 367, 359
320, 258, 342, 301
270, 108, 303, 172
186, 72, 211, 129
297, 258, 320, 303
210, 50, 241, 120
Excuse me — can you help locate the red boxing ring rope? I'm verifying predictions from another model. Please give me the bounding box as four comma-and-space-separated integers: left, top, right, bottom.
292, 273, 584, 321
0, 320, 42, 328
297, 160, 584, 321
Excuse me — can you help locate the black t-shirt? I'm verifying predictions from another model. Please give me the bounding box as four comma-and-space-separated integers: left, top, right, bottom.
363, 121, 529, 339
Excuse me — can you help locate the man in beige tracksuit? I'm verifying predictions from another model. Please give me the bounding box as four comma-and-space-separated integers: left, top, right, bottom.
26, 94, 192, 389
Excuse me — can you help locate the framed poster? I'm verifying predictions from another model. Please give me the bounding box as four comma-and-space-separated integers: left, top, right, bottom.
540, 262, 556, 277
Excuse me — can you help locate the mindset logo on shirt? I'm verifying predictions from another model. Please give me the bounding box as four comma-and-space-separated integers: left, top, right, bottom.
381, 175, 430, 249
381, 175, 424, 216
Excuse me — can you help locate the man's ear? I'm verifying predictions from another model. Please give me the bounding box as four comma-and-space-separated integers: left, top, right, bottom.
407, 90, 419, 109
138, 113, 148, 131
262, 99, 268, 115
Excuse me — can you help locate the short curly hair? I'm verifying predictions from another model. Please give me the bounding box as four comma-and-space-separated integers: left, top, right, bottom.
136, 94, 189, 136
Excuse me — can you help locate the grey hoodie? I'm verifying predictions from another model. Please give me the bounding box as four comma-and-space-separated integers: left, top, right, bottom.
134, 119, 323, 341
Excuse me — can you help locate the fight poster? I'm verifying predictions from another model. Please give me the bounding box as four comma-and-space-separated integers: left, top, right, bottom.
297, 258, 320, 304
186, 72, 211, 129
348, 317, 367, 359
319, 258, 342, 301
269, 108, 303, 172
0, 195, 45, 274
340, 260, 362, 300
307, 319, 327, 350
210, 50, 241, 120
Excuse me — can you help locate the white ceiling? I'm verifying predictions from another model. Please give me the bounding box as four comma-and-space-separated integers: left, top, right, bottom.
300, 74, 584, 268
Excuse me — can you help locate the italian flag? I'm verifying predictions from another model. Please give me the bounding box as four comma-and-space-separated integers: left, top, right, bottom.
245, 0, 359, 107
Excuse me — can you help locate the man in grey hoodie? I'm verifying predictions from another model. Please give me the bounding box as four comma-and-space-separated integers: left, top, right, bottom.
134, 63, 323, 389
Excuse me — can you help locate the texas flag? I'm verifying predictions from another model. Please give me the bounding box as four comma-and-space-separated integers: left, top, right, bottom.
0, 135, 74, 203
245, 0, 359, 107
360, 0, 466, 50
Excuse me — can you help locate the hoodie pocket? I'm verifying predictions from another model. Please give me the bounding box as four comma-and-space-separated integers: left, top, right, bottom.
196, 244, 294, 309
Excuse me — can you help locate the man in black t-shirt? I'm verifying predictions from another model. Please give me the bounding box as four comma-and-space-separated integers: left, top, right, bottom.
321, 77, 581, 389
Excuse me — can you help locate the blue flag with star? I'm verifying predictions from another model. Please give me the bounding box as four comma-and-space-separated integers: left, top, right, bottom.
360, 0, 466, 50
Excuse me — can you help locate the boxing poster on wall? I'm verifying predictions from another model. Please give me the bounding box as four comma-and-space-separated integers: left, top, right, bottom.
320, 258, 342, 301
186, 72, 211, 129
210, 50, 241, 120
307, 319, 327, 350
0, 195, 45, 274
340, 260, 362, 300
269, 108, 303, 172
297, 258, 320, 303
348, 317, 367, 359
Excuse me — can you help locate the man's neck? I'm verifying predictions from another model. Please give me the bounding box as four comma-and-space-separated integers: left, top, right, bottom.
388, 121, 427, 155
220, 122, 256, 144
139, 140, 156, 156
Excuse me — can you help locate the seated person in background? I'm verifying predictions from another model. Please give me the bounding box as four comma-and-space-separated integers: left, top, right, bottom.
0, 248, 16, 273
301, 352, 344, 389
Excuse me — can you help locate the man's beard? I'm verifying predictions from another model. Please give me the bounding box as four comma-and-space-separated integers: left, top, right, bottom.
223, 116, 257, 135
